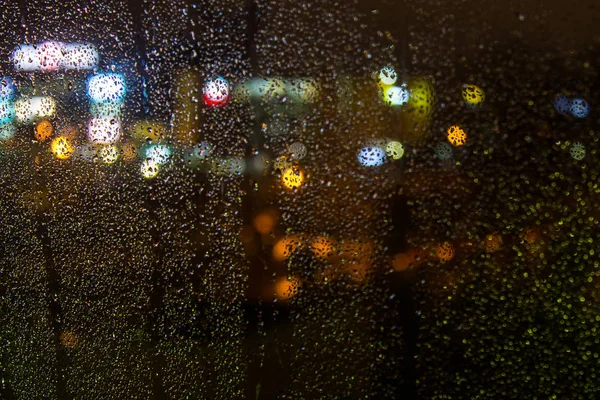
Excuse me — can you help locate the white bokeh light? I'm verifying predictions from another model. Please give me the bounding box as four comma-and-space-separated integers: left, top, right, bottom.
358, 147, 386, 167
248, 78, 286, 98
383, 86, 409, 106
15, 96, 56, 123
75, 143, 99, 162
88, 117, 121, 144
570, 142, 586, 160
87, 73, 126, 103
194, 141, 214, 160
141, 159, 159, 179
379, 66, 398, 86
288, 142, 307, 160
89, 101, 123, 118
286, 79, 320, 103
12, 45, 41, 71
202, 76, 230, 106
13, 42, 63, 72
227, 157, 246, 175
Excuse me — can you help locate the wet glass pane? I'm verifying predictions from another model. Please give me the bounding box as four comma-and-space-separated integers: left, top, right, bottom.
0, 0, 599, 399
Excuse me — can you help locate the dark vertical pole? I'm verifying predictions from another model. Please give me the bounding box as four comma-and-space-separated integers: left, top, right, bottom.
17, 0, 28, 42
245, 0, 265, 153
126, 1, 168, 397
127, 0, 152, 117
37, 215, 69, 400
245, 0, 258, 74
396, 1, 418, 397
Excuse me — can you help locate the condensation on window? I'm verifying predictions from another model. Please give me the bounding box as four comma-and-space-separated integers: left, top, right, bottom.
0, 0, 599, 399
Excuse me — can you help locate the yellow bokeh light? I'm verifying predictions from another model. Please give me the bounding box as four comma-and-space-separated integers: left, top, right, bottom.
386, 140, 405, 160
447, 125, 467, 146
273, 235, 302, 262
399, 76, 435, 143
406, 77, 434, 121
100, 144, 119, 164
140, 159, 159, 179
282, 167, 304, 189
35, 120, 53, 142
462, 84, 485, 106
51, 136, 73, 160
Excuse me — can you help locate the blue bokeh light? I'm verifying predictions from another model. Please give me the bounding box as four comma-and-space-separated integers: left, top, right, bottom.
357, 147, 386, 167
145, 144, 172, 165
570, 98, 590, 118
554, 95, 571, 115
0, 102, 14, 125
0, 78, 15, 101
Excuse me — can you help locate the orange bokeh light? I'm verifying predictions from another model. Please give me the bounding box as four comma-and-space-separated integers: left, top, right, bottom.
521, 228, 543, 254
341, 239, 374, 261
239, 225, 255, 244
344, 262, 371, 283
275, 276, 301, 300
521, 228, 539, 245
59, 125, 79, 143
436, 242, 455, 262
311, 236, 335, 260
253, 209, 279, 234
35, 120, 53, 141
121, 141, 137, 162
484, 233, 503, 253
447, 125, 467, 146
393, 249, 422, 271
59, 331, 78, 348
273, 235, 302, 262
